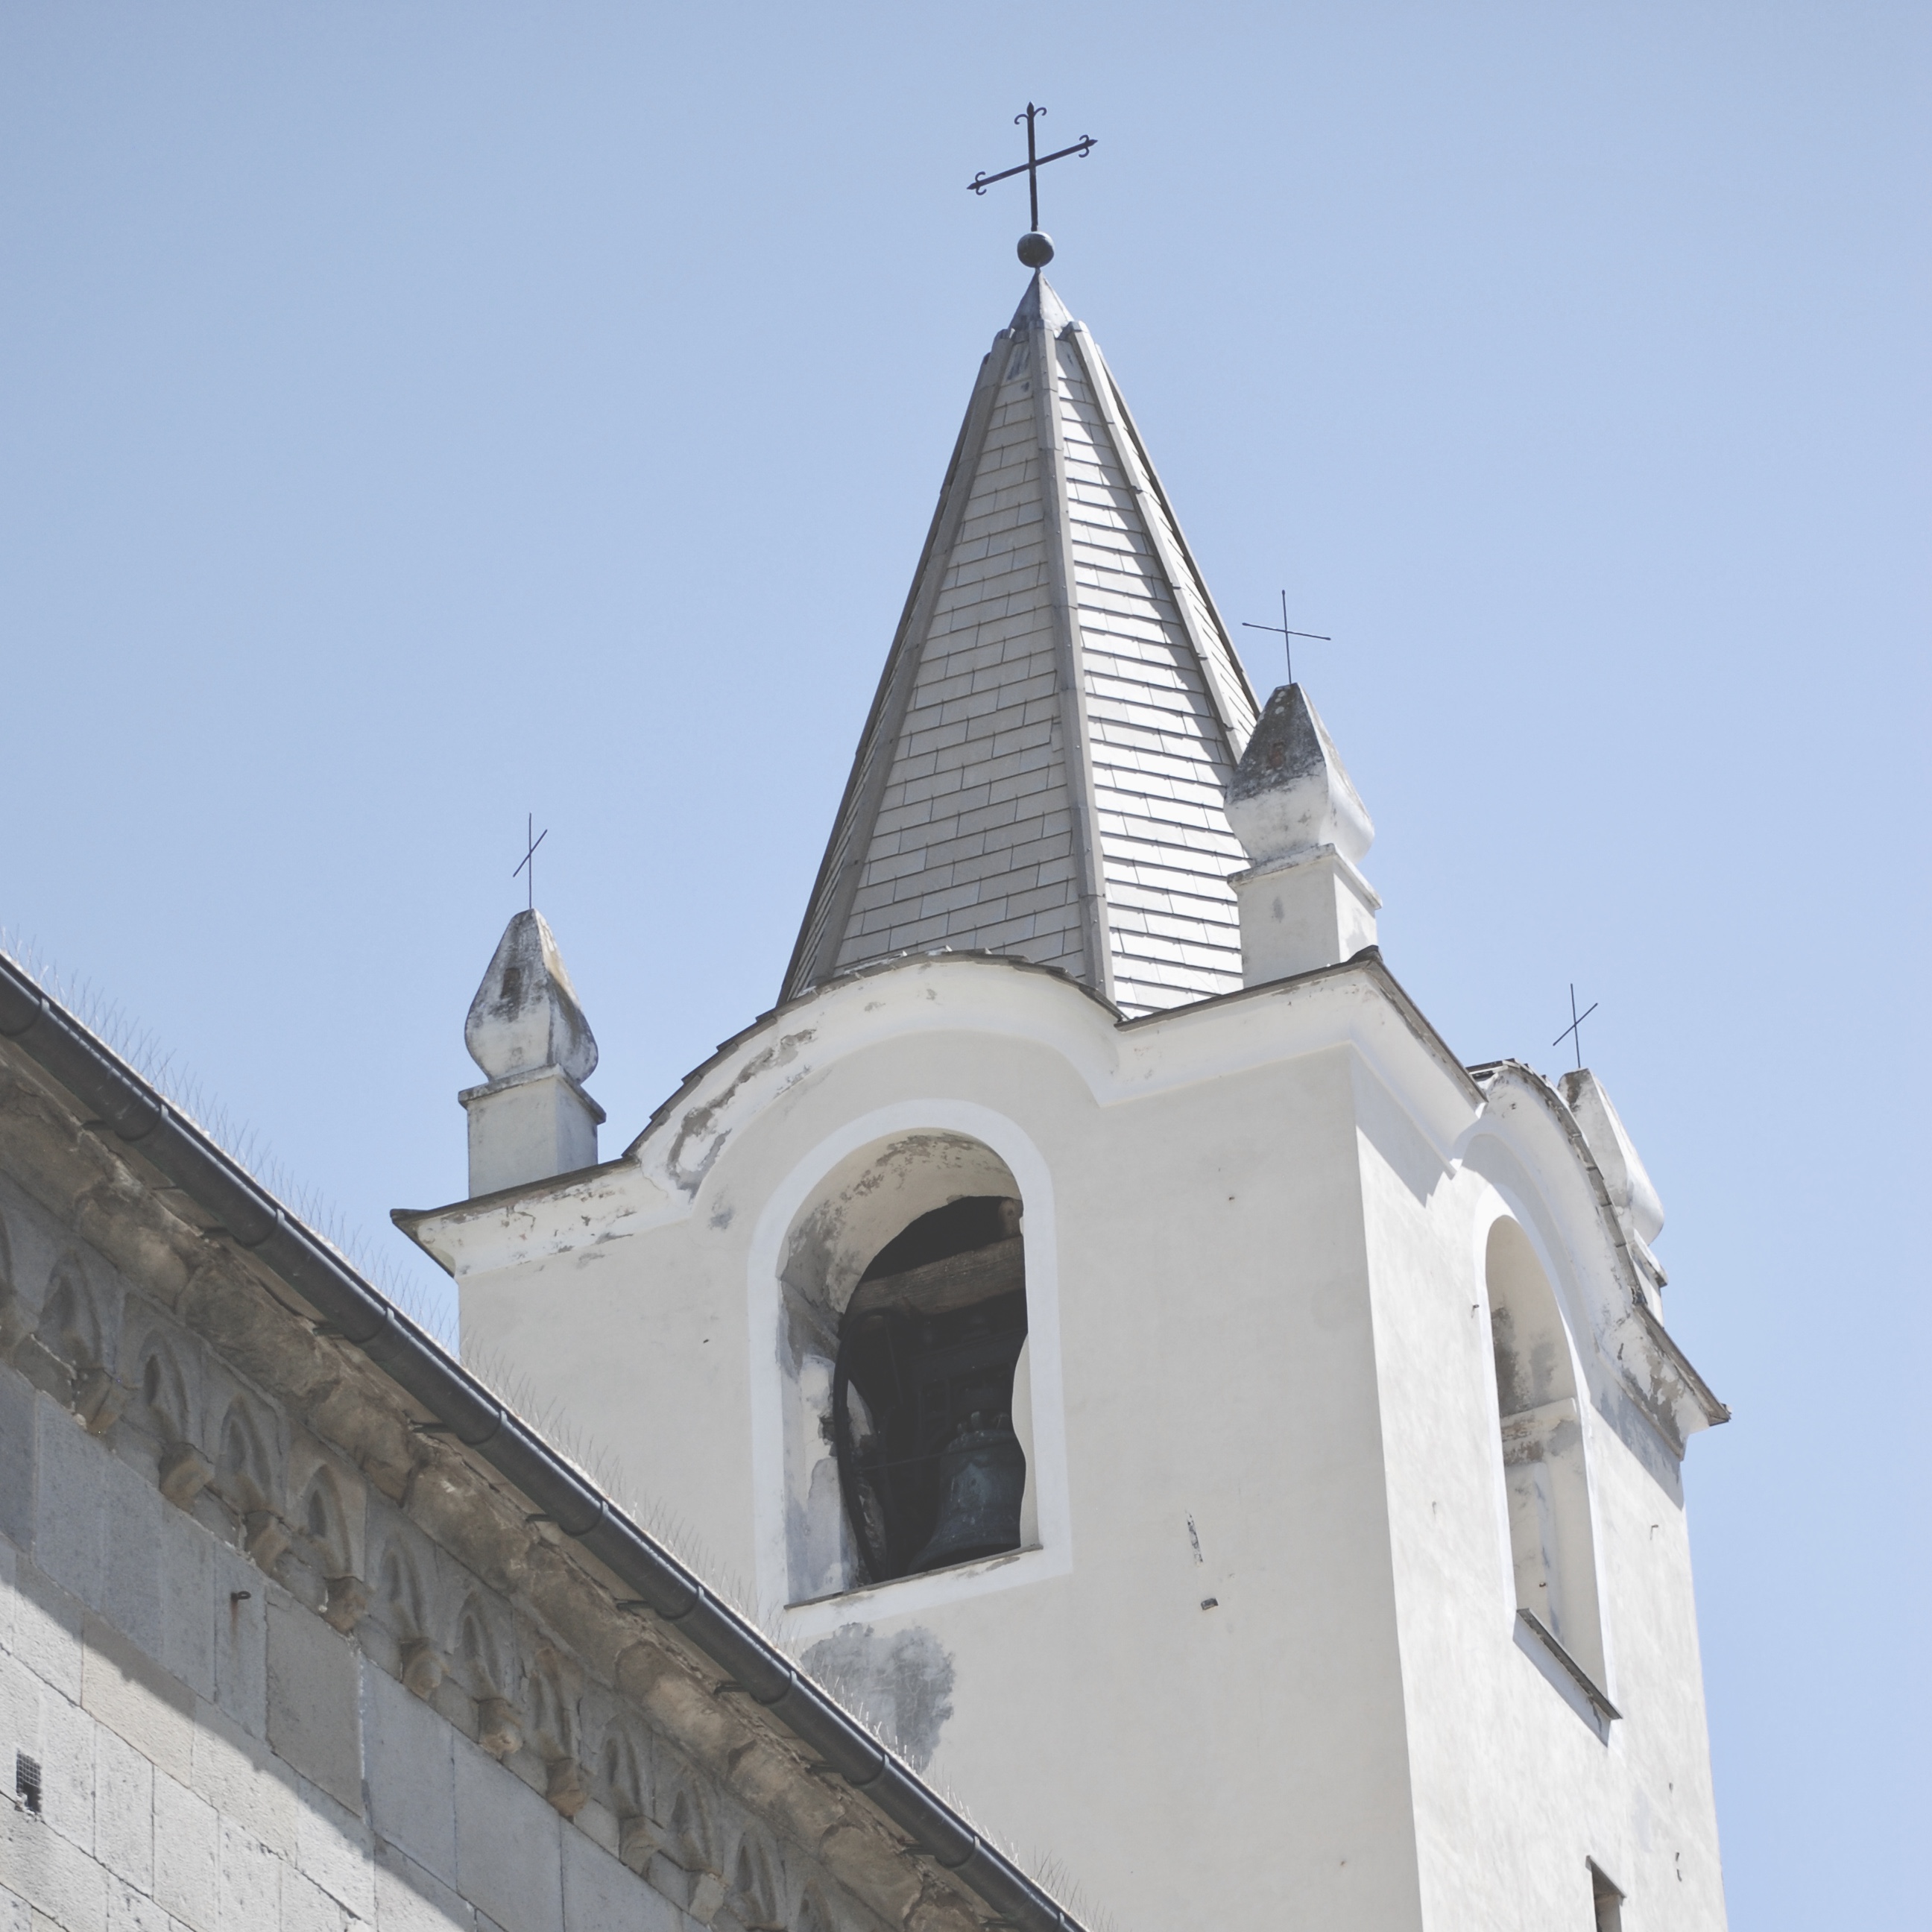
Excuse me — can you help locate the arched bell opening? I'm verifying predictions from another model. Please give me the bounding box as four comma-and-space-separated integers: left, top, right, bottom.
832, 1196, 1028, 1583
777, 1130, 1035, 1599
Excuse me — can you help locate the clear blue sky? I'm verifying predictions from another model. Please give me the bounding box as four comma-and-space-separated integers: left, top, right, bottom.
3, 4, 1925, 1922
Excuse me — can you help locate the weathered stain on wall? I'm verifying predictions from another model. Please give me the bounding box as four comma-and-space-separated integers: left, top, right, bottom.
801, 1626, 956, 1774
663, 1032, 817, 1199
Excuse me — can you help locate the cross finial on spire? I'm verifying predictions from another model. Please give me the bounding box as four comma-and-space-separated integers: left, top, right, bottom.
512, 812, 549, 912
968, 103, 1098, 268
1553, 983, 1599, 1070
1242, 592, 1332, 686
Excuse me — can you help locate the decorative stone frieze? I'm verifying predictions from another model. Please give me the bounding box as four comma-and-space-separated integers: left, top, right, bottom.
0, 1028, 1029, 1932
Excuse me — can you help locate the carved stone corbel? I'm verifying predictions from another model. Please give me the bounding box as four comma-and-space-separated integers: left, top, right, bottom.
476, 1695, 522, 1759
75, 1366, 126, 1435
244, 1510, 291, 1570
401, 1640, 446, 1699
323, 1573, 370, 1634
687, 1870, 729, 1923
544, 1755, 588, 1816
158, 1440, 213, 1507
618, 1812, 665, 1874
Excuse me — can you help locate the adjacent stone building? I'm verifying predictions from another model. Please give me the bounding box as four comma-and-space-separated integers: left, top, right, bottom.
0, 965, 1084, 1932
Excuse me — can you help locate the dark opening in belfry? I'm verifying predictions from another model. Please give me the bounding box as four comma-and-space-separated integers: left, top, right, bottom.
831, 1196, 1027, 1582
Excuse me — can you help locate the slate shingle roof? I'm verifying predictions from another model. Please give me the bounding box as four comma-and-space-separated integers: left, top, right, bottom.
783, 274, 1259, 1017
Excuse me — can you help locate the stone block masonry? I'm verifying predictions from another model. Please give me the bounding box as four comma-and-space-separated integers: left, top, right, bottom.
3, 1371, 720, 1932
0, 1067, 1003, 1932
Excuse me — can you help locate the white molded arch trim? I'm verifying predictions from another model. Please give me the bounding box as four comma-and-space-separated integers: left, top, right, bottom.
1486, 1215, 1608, 1688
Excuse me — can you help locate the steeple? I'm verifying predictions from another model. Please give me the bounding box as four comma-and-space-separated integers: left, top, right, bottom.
783, 271, 1261, 1017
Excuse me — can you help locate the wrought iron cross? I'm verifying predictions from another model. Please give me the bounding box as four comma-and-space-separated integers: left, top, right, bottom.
1243, 591, 1332, 686
968, 104, 1097, 233
512, 813, 548, 912
1553, 983, 1599, 1070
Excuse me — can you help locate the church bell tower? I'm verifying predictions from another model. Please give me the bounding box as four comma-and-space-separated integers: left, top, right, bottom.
401, 238, 1729, 1932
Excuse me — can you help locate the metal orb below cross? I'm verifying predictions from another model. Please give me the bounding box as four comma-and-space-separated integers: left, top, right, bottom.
968, 101, 1096, 268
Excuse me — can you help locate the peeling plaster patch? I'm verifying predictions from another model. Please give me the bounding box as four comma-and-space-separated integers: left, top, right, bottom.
801, 1623, 956, 1772
666, 1032, 815, 1196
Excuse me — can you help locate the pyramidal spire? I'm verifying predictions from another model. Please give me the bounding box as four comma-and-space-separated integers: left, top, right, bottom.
783, 272, 1260, 1015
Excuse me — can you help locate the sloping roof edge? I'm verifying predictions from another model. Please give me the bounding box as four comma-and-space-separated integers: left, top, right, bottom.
625, 947, 1121, 1168
1064, 324, 1260, 742
0, 950, 1087, 1932
779, 329, 1014, 1005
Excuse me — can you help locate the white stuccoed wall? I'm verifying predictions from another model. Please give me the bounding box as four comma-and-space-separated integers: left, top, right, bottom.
1354, 1062, 1726, 1928
423, 953, 1727, 1932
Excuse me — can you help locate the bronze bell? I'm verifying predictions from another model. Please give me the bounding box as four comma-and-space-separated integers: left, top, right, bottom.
909, 1412, 1026, 1573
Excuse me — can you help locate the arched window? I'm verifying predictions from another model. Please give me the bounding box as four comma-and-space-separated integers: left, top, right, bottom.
1486, 1218, 1608, 1695
832, 1196, 1027, 1582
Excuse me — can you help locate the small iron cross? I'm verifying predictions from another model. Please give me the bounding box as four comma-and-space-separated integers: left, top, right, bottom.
512, 813, 549, 912
968, 103, 1097, 233
1243, 591, 1332, 686
1553, 983, 1599, 1070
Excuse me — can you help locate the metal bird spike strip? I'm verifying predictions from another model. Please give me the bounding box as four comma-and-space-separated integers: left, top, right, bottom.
968, 103, 1096, 237
1242, 590, 1332, 686
1553, 983, 1599, 1070
512, 812, 549, 912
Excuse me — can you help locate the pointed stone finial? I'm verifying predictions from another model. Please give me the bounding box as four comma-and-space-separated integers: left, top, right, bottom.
458, 911, 604, 1196
1226, 684, 1374, 866
464, 911, 598, 1082
1225, 685, 1381, 985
